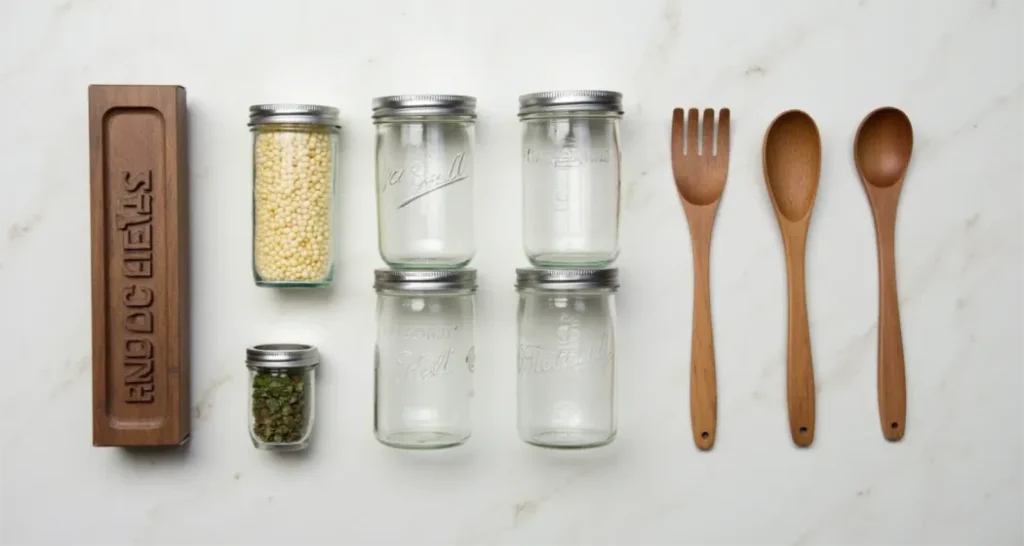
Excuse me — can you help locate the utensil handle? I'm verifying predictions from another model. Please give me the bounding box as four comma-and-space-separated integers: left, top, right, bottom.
876, 212, 906, 441
784, 232, 815, 447
689, 234, 717, 450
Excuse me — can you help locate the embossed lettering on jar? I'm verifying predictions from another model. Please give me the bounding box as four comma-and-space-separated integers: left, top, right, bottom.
248, 104, 340, 287
519, 91, 623, 267
516, 268, 619, 448
372, 95, 477, 268
374, 269, 477, 449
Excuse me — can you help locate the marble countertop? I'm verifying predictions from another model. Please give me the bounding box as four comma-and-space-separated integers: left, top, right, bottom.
1, 0, 1021, 544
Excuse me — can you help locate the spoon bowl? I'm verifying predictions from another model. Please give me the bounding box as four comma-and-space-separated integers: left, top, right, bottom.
763, 110, 822, 222
855, 107, 913, 188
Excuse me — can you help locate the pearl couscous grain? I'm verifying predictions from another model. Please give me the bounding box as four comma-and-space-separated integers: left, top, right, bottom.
253, 130, 333, 283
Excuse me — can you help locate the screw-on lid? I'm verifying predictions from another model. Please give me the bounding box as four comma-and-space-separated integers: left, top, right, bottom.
371, 94, 477, 119
374, 268, 478, 291
518, 90, 624, 117
248, 104, 341, 127
515, 268, 620, 291
246, 343, 320, 370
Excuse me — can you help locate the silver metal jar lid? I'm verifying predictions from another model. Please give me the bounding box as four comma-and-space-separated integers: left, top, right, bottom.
248, 104, 341, 127
515, 268, 620, 290
246, 343, 320, 370
374, 268, 478, 291
371, 94, 477, 119
518, 90, 624, 117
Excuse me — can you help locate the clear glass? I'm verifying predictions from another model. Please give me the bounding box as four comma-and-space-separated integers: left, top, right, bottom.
248, 367, 316, 451
374, 287, 476, 448
251, 124, 339, 287
375, 115, 475, 268
516, 287, 617, 448
521, 112, 622, 267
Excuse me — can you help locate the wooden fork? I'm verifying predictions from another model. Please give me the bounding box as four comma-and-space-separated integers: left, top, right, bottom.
671, 108, 731, 450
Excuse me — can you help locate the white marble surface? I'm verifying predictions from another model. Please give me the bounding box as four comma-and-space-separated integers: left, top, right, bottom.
1, 0, 1022, 544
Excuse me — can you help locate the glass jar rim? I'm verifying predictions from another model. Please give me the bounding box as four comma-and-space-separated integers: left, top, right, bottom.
248, 104, 341, 128
518, 90, 623, 117
374, 268, 478, 292
246, 343, 320, 370
372, 94, 477, 119
515, 268, 619, 291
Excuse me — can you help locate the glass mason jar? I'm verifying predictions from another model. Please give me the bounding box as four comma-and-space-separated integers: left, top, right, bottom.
372, 95, 477, 268
246, 343, 319, 451
248, 104, 340, 287
374, 269, 477, 449
515, 268, 619, 448
518, 91, 624, 267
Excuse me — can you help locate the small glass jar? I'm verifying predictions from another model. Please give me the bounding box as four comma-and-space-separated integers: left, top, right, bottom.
372, 95, 477, 268
518, 91, 624, 267
248, 104, 340, 287
246, 343, 319, 451
515, 268, 619, 448
374, 269, 477, 449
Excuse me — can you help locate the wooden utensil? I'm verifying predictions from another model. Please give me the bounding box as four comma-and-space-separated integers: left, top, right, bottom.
671, 107, 730, 450
854, 106, 913, 442
762, 110, 820, 447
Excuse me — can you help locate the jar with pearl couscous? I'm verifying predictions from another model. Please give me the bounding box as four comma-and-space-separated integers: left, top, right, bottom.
248, 104, 340, 287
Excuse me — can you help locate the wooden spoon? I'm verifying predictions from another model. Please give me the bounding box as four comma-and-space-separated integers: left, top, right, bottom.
854, 106, 913, 442
671, 108, 730, 450
762, 110, 820, 447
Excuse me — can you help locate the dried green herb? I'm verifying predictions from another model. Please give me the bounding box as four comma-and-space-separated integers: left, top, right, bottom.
251, 370, 310, 444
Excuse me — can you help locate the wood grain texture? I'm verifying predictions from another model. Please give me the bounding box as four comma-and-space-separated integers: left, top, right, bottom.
854, 106, 913, 442
762, 110, 820, 447
871, 195, 907, 440
671, 108, 730, 451
89, 85, 191, 447
782, 227, 816, 446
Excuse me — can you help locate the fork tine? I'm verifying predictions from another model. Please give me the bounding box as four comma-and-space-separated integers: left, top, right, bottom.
717, 108, 731, 158
671, 108, 686, 176
687, 109, 699, 156
702, 108, 715, 156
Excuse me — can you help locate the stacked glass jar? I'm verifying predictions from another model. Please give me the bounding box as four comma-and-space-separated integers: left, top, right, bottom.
516, 90, 624, 449
370, 95, 479, 449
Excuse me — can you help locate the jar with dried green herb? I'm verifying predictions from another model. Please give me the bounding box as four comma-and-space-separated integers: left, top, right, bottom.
246, 343, 319, 451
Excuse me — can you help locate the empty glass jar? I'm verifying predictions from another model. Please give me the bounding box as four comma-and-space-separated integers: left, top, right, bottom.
248, 104, 340, 287
246, 343, 319, 451
518, 91, 624, 267
515, 268, 619, 448
374, 269, 477, 449
373, 95, 477, 268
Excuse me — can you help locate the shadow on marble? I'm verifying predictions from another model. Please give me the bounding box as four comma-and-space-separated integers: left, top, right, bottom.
379, 441, 480, 471
524, 439, 624, 472
270, 281, 341, 307
116, 443, 192, 469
